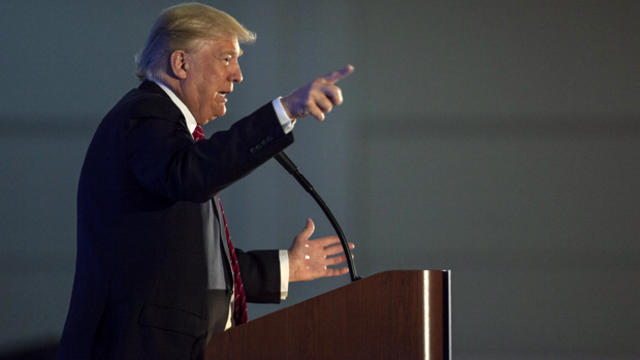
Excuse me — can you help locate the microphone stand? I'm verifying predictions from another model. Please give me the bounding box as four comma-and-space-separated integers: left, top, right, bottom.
274, 152, 361, 282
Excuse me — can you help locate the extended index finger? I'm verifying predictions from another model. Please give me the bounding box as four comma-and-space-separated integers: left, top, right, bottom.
322, 64, 355, 83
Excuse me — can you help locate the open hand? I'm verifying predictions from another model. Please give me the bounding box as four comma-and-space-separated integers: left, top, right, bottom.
288, 218, 355, 282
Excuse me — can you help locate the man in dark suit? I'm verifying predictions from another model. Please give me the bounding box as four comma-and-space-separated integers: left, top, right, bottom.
58, 3, 354, 359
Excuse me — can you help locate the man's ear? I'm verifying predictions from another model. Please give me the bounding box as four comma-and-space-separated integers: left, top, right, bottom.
169, 50, 189, 79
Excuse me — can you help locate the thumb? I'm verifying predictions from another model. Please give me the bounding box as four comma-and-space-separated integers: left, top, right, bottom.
300, 218, 315, 239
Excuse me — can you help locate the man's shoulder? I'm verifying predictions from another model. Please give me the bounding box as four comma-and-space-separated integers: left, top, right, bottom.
112, 81, 180, 120
92, 81, 185, 140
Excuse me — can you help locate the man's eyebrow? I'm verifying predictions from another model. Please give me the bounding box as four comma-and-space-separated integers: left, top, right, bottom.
221, 49, 244, 57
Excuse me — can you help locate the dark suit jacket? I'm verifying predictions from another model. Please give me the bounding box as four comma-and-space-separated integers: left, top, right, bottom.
58, 81, 294, 359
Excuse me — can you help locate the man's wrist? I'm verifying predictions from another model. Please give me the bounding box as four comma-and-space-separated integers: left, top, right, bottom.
272, 97, 296, 134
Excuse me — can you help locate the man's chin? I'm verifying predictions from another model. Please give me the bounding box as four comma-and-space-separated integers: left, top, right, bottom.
213, 106, 227, 119
199, 110, 226, 125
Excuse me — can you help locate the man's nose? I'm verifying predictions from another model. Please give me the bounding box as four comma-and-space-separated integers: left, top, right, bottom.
230, 64, 243, 83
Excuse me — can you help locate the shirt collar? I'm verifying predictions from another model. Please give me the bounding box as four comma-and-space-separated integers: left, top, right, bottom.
151, 80, 198, 139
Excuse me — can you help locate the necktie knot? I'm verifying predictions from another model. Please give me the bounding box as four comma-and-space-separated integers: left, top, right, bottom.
192, 125, 206, 142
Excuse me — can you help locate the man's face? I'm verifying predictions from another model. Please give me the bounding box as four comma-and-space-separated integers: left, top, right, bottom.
183, 36, 244, 125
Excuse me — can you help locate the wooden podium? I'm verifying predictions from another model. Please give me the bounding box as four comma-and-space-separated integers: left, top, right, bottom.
206, 270, 451, 359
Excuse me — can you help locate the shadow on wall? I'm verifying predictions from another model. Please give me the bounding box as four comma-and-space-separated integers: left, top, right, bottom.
0, 340, 58, 360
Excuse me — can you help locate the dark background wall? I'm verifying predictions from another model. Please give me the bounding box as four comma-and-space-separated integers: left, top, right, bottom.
1, 1, 638, 358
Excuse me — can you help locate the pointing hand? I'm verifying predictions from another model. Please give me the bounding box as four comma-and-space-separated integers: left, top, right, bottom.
280, 65, 355, 121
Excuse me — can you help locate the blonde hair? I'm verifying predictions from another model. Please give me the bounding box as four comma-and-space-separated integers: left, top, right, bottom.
135, 2, 256, 79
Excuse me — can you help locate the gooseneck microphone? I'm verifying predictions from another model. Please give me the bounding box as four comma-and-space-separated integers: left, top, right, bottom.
274, 151, 361, 282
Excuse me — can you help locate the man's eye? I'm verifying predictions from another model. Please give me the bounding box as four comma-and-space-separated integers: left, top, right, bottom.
223, 57, 231, 64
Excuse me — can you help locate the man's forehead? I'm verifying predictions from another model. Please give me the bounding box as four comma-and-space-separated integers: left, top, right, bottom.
201, 36, 243, 56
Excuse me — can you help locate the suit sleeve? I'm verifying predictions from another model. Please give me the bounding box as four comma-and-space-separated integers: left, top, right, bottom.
126, 100, 294, 202
235, 249, 282, 303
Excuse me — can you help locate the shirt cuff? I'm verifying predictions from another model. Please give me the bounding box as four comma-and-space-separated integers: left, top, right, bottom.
272, 97, 296, 134
278, 249, 289, 300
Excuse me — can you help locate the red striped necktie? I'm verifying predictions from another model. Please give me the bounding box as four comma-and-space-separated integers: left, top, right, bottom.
192, 125, 248, 325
